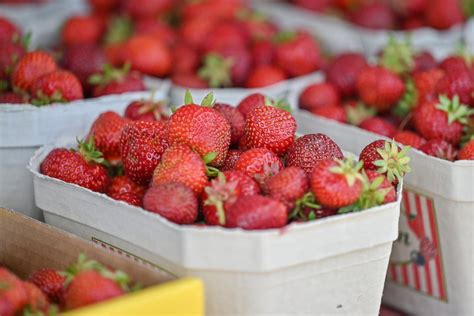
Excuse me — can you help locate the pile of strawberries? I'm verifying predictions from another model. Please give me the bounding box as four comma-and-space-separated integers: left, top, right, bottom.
298, 38, 474, 161
40, 91, 410, 230
0, 254, 135, 316
290, 0, 471, 30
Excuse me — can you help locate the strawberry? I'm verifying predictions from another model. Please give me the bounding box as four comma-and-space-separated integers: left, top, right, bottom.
265, 166, 309, 212
88, 111, 129, 165
365, 170, 396, 203
29, 268, 65, 304
292, 0, 332, 12
62, 15, 104, 47
436, 70, 474, 107
425, 0, 465, 29
11, 51, 57, 92
40, 139, 109, 192
107, 175, 146, 197
22, 282, 50, 313
134, 19, 176, 47
238, 11, 278, 41
120, 120, 169, 185
394, 131, 427, 149
356, 66, 405, 112
0, 267, 28, 315
172, 43, 200, 75
235, 148, 283, 186
167, 92, 231, 167
241, 103, 296, 155
440, 56, 470, 74
413, 68, 445, 103
0, 17, 21, 43
120, 0, 174, 19
390, 0, 427, 17
124, 98, 168, 122
171, 73, 209, 88
108, 191, 142, 206
225, 195, 287, 230
350, 2, 396, 29
221, 149, 242, 171
214, 103, 245, 146
458, 140, 474, 160
178, 18, 218, 50
0, 92, 26, 104
122, 35, 172, 77
237, 93, 266, 118
359, 140, 411, 183
344, 100, 376, 125
202, 170, 260, 225
379, 36, 414, 75
89, 64, 146, 97
413, 95, 471, 145
326, 53, 367, 97
311, 157, 363, 209
197, 53, 234, 88
286, 133, 344, 174
203, 22, 249, 53
299, 82, 340, 111
245, 65, 287, 88
251, 40, 274, 67
359, 117, 397, 138
152, 144, 208, 195
355, 170, 396, 210
0, 40, 26, 83
412, 51, 437, 73
310, 105, 347, 123
419, 139, 457, 161
88, 0, 119, 13
30, 70, 84, 105
301, 207, 338, 220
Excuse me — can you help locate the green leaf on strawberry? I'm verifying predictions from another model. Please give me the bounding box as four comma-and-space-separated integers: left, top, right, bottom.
373, 141, 411, 183
379, 35, 414, 75
436, 95, 473, 125
198, 53, 233, 88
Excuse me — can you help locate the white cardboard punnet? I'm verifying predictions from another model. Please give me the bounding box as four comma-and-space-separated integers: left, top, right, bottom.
29, 140, 402, 316
288, 77, 474, 315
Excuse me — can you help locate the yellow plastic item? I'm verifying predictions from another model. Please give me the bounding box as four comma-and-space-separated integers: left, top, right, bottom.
65, 278, 205, 316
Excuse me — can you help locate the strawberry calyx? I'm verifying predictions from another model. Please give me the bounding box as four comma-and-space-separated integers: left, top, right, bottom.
329, 156, 364, 187
356, 171, 392, 209
346, 101, 376, 125
136, 92, 169, 120
379, 35, 414, 75
393, 77, 417, 118
203, 172, 238, 225
272, 31, 296, 44
373, 140, 411, 183
77, 137, 107, 166
461, 0, 474, 21
62, 254, 131, 292
236, 8, 268, 22
290, 192, 320, 221
202, 152, 220, 177
104, 16, 133, 45
31, 90, 66, 106
183, 90, 215, 108
88, 63, 131, 86
436, 95, 473, 125
198, 53, 233, 88
461, 117, 474, 146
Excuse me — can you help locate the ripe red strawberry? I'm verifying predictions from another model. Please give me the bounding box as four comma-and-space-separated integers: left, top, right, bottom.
62, 44, 107, 90
167, 93, 231, 167
214, 103, 245, 145
121, 0, 174, 19
0, 40, 26, 82
238, 12, 278, 41
0, 17, 21, 42
412, 51, 437, 73
419, 139, 457, 161
326, 53, 367, 97
108, 191, 142, 206
89, 64, 146, 97
356, 66, 405, 112
310, 105, 347, 123
364, 170, 396, 204
202, 170, 260, 225
29, 268, 65, 304
413, 96, 471, 145
178, 18, 218, 51
88, 0, 119, 13
301, 207, 338, 220
199, 48, 252, 87
172, 43, 200, 75
390, 0, 427, 17
225, 195, 287, 230
120, 120, 169, 185
202, 22, 249, 53
0, 92, 26, 104
265, 166, 309, 212
152, 144, 208, 195
62, 15, 104, 47
221, 149, 242, 171
107, 175, 146, 197
40, 140, 109, 192
237, 93, 266, 118
134, 19, 176, 47
241, 104, 296, 155
458, 140, 474, 160
440, 56, 470, 74
286, 133, 343, 174
274, 31, 321, 77
436, 70, 474, 106
11, 51, 57, 92
394, 131, 427, 148
359, 140, 411, 183
245, 65, 286, 88
311, 157, 363, 209
425, 0, 465, 29
144, 182, 198, 224
350, 2, 396, 29
251, 40, 274, 67
0, 267, 28, 315
413, 68, 445, 103
125, 98, 168, 122
22, 282, 50, 313
299, 82, 340, 111
122, 35, 172, 77
171, 73, 209, 88
235, 148, 283, 186
292, 0, 332, 12
359, 117, 397, 138
30, 70, 84, 105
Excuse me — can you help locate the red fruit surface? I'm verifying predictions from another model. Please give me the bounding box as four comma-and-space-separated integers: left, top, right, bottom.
178, 18, 217, 50
134, 19, 176, 47
212, 46, 252, 87
62, 15, 104, 47
12, 51, 57, 92
394, 131, 427, 149
108, 191, 142, 206
203, 22, 249, 53
359, 139, 390, 171
221, 149, 242, 171
286, 133, 343, 174
123, 35, 172, 77
299, 82, 340, 111
23, 282, 50, 313
144, 182, 198, 224
350, 2, 396, 29
0, 267, 28, 315
237, 93, 266, 118
292, 0, 332, 12
29, 268, 65, 304
245, 65, 286, 88
436, 70, 474, 106
0, 92, 26, 104
265, 166, 309, 212
92, 71, 146, 97
171, 73, 209, 89
107, 175, 146, 198
419, 139, 457, 161
251, 40, 274, 67
458, 140, 474, 160
412, 51, 437, 73
440, 56, 470, 74
425, 0, 465, 29
88, 0, 119, 13
30, 70, 84, 103
235, 148, 283, 186
172, 43, 200, 75
326, 53, 368, 97
214, 103, 245, 145
121, 0, 174, 19
0, 40, 25, 80
225, 195, 287, 230
310, 105, 347, 123
359, 117, 397, 138
413, 68, 445, 103
62, 44, 107, 89
365, 170, 396, 204
0, 17, 21, 42
124, 99, 168, 122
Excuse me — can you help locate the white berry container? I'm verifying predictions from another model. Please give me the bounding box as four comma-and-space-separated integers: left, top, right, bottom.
29, 138, 402, 316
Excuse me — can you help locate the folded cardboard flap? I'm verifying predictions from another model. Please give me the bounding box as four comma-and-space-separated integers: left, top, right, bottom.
0, 208, 174, 286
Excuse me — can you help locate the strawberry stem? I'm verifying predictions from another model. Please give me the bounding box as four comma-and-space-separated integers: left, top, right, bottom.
329, 156, 364, 187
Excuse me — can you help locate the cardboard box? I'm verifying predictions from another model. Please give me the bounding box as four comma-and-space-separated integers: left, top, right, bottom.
0, 79, 168, 220
288, 78, 474, 315
29, 140, 402, 316
0, 207, 204, 316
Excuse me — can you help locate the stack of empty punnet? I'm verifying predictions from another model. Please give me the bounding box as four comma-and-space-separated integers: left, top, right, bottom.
29, 90, 411, 315
0, 17, 169, 219
288, 38, 474, 314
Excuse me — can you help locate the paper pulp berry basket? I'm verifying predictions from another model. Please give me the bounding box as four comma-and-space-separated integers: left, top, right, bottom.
29, 139, 402, 316
0, 79, 168, 220
288, 78, 474, 315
